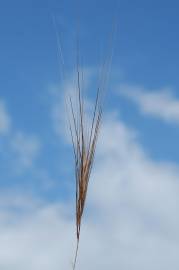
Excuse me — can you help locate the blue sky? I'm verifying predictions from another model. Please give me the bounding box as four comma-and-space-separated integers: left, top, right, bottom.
0, 1, 179, 269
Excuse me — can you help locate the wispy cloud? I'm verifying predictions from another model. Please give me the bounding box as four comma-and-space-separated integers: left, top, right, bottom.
50, 68, 99, 143
0, 100, 11, 135
0, 97, 41, 174
1, 74, 179, 269
10, 132, 41, 172
119, 84, 179, 124
0, 195, 75, 270
0, 111, 178, 270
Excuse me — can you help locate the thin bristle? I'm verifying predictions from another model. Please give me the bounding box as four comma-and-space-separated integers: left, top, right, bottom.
69, 13, 116, 270
52, 9, 116, 270
70, 75, 102, 269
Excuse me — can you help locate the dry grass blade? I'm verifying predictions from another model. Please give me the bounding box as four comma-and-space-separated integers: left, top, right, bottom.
69, 12, 117, 270
69, 69, 102, 270
52, 9, 116, 270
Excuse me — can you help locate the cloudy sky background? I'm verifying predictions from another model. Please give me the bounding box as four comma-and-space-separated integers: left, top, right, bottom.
0, 0, 179, 269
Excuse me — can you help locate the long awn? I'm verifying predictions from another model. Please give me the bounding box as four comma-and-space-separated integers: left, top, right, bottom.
69, 75, 102, 270
52, 11, 116, 270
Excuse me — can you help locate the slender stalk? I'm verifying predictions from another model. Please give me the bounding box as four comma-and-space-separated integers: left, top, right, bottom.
69, 11, 117, 270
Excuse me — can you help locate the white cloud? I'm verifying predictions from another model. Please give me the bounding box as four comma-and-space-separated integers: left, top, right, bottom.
0, 100, 11, 134
88, 114, 179, 269
42, 74, 179, 269
0, 97, 41, 173
119, 84, 179, 124
0, 73, 178, 269
0, 195, 75, 270
0, 112, 179, 269
10, 132, 41, 172
50, 68, 102, 143
50, 77, 76, 141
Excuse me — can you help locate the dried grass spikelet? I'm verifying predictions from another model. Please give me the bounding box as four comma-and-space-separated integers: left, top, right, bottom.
69, 68, 103, 270
52, 11, 116, 270
68, 17, 116, 270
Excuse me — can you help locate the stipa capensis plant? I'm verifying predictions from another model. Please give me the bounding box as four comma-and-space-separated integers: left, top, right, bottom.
69, 36, 117, 270
69, 37, 115, 269
53, 11, 116, 270
69, 70, 103, 270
